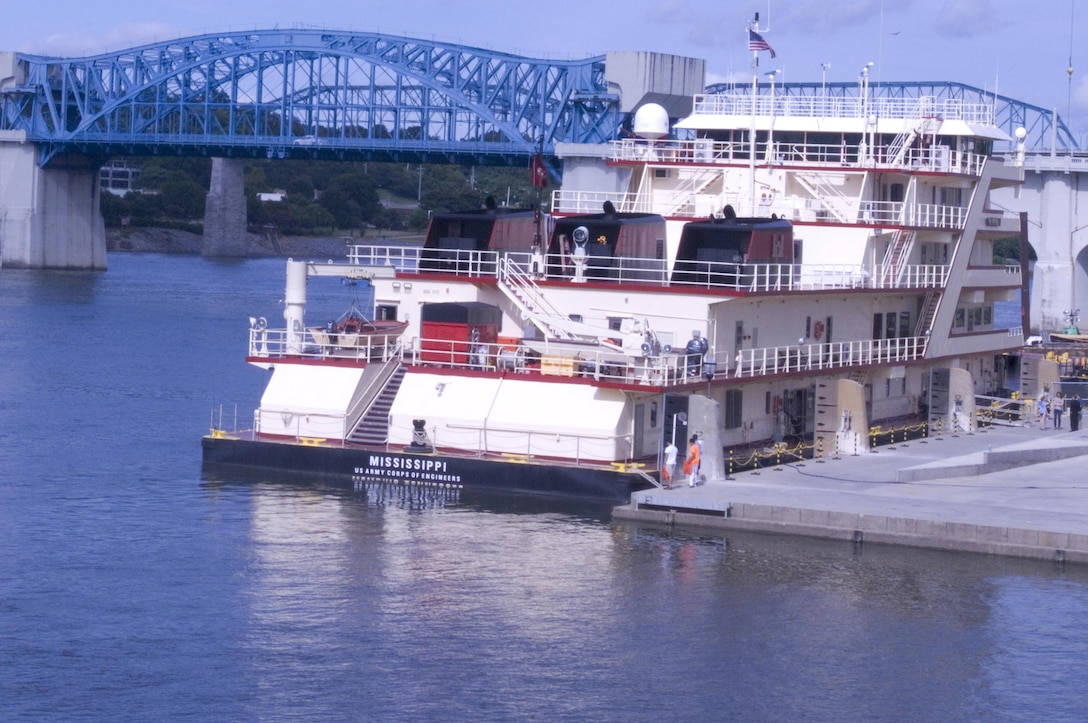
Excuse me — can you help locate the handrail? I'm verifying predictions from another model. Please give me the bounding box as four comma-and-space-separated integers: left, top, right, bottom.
733, 336, 928, 378
343, 244, 955, 292
610, 137, 988, 175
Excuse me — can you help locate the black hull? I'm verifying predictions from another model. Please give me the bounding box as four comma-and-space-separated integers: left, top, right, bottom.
201, 436, 653, 502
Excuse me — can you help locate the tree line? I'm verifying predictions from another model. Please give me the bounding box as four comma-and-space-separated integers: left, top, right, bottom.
99, 157, 543, 236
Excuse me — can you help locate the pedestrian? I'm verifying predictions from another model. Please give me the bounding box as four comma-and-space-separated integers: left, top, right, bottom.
1053, 392, 1065, 429
1037, 394, 1048, 430
663, 440, 678, 489
1070, 394, 1083, 432
685, 434, 701, 487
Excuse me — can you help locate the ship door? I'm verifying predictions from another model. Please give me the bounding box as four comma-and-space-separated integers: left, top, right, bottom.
784, 387, 814, 438
662, 394, 690, 448
634, 403, 645, 458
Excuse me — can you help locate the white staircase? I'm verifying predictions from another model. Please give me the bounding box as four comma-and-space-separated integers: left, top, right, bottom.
496, 257, 584, 341
793, 171, 855, 223
878, 229, 917, 287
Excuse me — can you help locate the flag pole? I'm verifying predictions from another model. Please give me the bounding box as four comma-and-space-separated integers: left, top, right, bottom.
749, 13, 760, 215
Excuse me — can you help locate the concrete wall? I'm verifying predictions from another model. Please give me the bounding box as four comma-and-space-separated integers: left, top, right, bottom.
0, 136, 107, 270
202, 157, 248, 257
993, 161, 1088, 335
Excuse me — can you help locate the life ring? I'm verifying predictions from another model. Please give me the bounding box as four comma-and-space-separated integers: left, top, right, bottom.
813, 320, 825, 341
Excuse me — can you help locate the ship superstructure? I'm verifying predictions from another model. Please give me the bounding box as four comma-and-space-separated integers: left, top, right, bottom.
204, 68, 1026, 498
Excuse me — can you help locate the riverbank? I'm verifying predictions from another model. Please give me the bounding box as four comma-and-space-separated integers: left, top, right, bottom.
615, 424, 1088, 565
106, 227, 423, 258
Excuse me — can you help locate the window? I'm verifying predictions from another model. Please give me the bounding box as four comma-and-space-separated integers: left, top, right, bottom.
725, 389, 743, 429
899, 311, 911, 338
376, 304, 398, 321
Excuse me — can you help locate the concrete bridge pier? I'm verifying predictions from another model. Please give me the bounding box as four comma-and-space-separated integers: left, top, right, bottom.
0, 132, 107, 269
202, 157, 248, 257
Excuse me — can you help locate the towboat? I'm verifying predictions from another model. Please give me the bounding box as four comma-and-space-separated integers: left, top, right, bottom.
203, 39, 1027, 500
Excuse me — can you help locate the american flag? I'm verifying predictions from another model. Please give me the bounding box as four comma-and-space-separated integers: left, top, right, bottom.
748, 29, 776, 59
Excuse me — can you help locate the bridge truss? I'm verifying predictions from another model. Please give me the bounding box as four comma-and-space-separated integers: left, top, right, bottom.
0, 29, 1079, 172
0, 29, 620, 168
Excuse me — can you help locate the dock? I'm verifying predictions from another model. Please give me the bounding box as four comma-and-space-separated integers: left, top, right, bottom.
614, 423, 1088, 564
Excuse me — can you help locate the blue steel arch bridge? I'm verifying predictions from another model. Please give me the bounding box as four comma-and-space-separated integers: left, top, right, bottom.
0, 28, 1080, 176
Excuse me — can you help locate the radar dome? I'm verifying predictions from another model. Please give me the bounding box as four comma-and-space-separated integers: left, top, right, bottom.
633, 103, 669, 139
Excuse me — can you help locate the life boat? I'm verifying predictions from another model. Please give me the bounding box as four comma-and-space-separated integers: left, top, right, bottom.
310, 316, 408, 349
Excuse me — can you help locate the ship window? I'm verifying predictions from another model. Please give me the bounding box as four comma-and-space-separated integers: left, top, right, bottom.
885, 313, 897, 339
725, 389, 743, 429
569, 314, 583, 323
873, 313, 884, 339
899, 311, 911, 338
654, 168, 669, 178
376, 304, 398, 321
651, 401, 658, 427
954, 308, 966, 328
607, 317, 623, 331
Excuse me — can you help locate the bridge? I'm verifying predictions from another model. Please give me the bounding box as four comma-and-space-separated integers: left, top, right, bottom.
1, 27, 1087, 335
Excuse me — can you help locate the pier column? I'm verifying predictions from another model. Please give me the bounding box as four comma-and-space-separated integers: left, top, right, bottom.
0, 133, 107, 270
202, 157, 248, 257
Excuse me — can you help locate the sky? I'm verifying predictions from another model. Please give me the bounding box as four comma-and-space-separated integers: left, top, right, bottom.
2, 0, 1086, 140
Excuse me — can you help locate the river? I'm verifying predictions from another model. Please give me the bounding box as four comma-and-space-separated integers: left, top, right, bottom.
1, 253, 1085, 721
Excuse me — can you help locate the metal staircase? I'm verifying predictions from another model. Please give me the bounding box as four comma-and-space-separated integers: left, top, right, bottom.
348, 364, 406, 446
878, 229, 916, 286
793, 171, 855, 223
496, 257, 584, 341
915, 291, 941, 353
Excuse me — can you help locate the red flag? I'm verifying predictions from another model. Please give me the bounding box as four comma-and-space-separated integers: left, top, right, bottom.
531, 155, 548, 188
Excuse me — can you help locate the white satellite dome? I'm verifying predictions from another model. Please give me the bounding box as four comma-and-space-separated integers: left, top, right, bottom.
633, 103, 669, 139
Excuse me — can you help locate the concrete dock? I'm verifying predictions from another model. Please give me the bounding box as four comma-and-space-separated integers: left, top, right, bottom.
614, 423, 1088, 564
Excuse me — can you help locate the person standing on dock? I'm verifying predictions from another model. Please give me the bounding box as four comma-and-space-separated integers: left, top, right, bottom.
663, 440, 678, 489
1038, 395, 1049, 430
686, 435, 701, 487
1069, 394, 1082, 432
1053, 392, 1065, 429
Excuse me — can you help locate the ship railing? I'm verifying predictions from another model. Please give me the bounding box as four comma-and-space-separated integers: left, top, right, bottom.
732, 336, 928, 378
872, 264, 949, 289
402, 335, 691, 387
609, 138, 988, 176
859, 200, 967, 229
249, 326, 407, 362
438, 425, 634, 466
347, 243, 422, 271
345, 243, 948, 293
689, 93, 995, 125
553, 191, 967, 230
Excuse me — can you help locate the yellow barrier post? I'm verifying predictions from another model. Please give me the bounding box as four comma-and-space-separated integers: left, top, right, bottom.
774, 443, 783, 471
727, 449, 735, 480
816, 436, 825, 463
